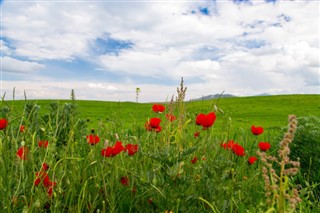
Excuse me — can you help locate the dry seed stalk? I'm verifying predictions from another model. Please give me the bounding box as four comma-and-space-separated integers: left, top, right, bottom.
258, 115, 301, 212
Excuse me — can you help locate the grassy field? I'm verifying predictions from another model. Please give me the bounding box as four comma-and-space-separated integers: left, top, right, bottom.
6, 94, 320, 130
1, 94, 319, 212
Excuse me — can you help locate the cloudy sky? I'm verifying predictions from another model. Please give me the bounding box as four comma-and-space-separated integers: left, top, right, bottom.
0, 0, 319, 102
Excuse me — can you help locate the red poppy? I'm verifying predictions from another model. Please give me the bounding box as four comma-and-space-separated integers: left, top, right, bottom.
154, 125, 162, 133
126, 144, 138, 156
194, 132, 200, 138
248, 156, 258, 165
47, 185, 54, 197
38, 140, 49, 148
149, 118, 161, 128
0, 118, 8, 130
251, 125, 264, 135
166, 114, 176, 122
152, 104, 165, 113
17, 146, 28, 160
120, 176, 129, 186
46, 181, 57, 197
42, 163, 49, 171
191, 157, 198, 164
19, 125, 25, 133
112, 141, 125, 155
145, 118, 162, 132
101, 147, 113, 157
34, 171, 51, 186
196, 112, 216, 129
196, 113, 205, 125
86, 134, 100, 145
221, 140, 236, 150
232, 143, 245, 156
259, 142, 271, 151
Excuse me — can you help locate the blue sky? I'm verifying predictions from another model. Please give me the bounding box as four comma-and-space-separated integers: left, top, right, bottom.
0, 0, 319, 102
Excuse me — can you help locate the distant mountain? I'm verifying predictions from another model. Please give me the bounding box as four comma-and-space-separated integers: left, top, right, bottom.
191, 94, 236, 101
254, 93, 271, 96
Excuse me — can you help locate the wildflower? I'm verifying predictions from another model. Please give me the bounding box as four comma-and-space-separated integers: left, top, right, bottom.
191, 157, 198, 164
145, 118, 162, 132
0, 118, 8, 130
42, 163, 49, 171
19, 125, 25, 133
38, 140, 49, 148
34, 171, 51, 187
152, 104, 165, 113
125, 144, 138, 156
166, 113, 176, 122
248, 156, 258, 165
149, 118, 161, 128
154, 125, 162, 133
17, 146, 28, 160
259, 142, 271, 151
112, 141, 125, 156
251, 125, 264, 135
232, 143, 246, 156
86, 134, 100, 145
221, 140, 236, 150
194, 131, 200, 138
120, 176, 129, 186
196, 113, 205, 125
196, 112, 216, 129
101, 147, 113, 157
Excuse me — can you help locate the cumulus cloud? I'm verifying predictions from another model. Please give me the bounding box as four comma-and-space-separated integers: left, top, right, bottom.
1, 0, 319, 101
1, 56, 45, 73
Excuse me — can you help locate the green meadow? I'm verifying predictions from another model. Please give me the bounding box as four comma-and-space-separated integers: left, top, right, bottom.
7, 94, 320, 130
1, 94, 319, 212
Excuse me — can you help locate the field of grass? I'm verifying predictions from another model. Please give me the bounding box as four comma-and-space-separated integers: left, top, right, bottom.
0, 94, 319, 212
6, 94, 320, 131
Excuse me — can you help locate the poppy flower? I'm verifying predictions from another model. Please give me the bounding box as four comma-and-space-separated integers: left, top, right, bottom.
232, 143, 245, 156
42, 163, 49, 171
251, 125, 264, 135
152, 104, 165, 113
194, 132, 200, 138
38, 140, 49, 148
166, 114, 176, 122
221, 140, 236, 150
248, 156, 258, 165
126, 144, 138, 156
86, 134, 100, 145
196, 112, 216, 129
47, 185, 54, 197
191, 157, 198, 164
120, 176, 129, 186
112, 141, 125, 156
0, 118, 8, 130
196, 113, 205, 125
154, 125, 162, 133
34, 171, 51, 187
17, 146, 28, 160
145, 118, 162, 132
149, 118, 161, 128
259, 142, 271, 151
19, 125, 25, 133
101, 147, 113, 157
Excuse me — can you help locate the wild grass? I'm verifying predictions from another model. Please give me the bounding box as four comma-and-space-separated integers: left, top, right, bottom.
0, 90, 319, 212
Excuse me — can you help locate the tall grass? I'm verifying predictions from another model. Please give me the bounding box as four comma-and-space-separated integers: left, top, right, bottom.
0, 89, 319, 212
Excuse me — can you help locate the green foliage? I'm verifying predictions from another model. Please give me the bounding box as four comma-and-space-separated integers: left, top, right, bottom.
289, 116, 320, 197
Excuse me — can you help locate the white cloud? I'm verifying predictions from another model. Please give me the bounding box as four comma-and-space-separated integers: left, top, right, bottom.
1, 56, 45, 73
88, 83, 117, 90
1, 0, 319, 101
